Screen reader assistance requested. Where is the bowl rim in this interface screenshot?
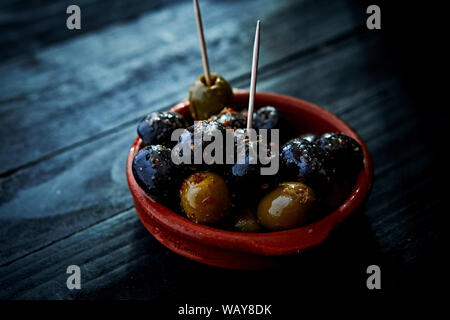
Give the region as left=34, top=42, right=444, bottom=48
left=126, top=90, right=373, bottom=256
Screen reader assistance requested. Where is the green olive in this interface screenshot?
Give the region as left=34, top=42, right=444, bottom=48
left=180, top=172, right=231, bottom=224
left=257, top=182, right=317, bottom=231
left=189, top=73, right=233, bottom=120
left=232, top=208, right=262, bottom=233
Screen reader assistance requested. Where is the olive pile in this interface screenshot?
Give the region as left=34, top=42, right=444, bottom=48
left=132, top=77, right=364, bottom=232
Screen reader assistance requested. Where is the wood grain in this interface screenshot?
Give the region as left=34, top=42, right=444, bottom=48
left=2, top=29, right=445, bottom=299
left=0, top=33, right=389, bottom=265
left=0, top=0, right=444, bottom=300
left=0, top=0, right=366, bottom=175
left=0, top=0, right=182, bottom=61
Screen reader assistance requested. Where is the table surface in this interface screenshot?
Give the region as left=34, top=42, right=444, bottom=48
left=0, top=0, right=446, bottom=301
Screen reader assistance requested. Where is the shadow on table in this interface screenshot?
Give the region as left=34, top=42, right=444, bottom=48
left=79, top=204, right=399, bottom=301
left=168, top=205, right=395, bottom=302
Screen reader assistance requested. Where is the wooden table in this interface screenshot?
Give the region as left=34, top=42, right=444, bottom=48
left=0, top=0, right=445, bottom=302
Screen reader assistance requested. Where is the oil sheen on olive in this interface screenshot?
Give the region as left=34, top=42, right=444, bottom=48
left=180, top=172, right=231, bottom=225
left=176, top=120, right=227, bottom=172
left=257, top=182, right=317, bottom=231
left=232, top=208, right=262, bottom=233
left=315, top=132, right=363, bottom=179
left=280, top=138, right=333, bottom=193
left=298, top=133, right=317, bottom=143
left=224, top=129, right=277, bottom=203
left=132, top=145, right=180, bottom=203
left=253, top=106, right=283, bottom=130
left=189, top=73, right=233, bottom=120
left=209, top=107, right=246, bottom=129
left=137, top=111, right=187, bottom=147
left=253, top=106, right=293, bottom=143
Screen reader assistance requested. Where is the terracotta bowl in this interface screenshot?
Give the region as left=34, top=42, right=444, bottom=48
left=126, top=90, right=373, bottom=269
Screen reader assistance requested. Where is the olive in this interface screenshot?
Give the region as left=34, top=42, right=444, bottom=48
left=209, top=107, right=246, bottom=129
left=298, top=133, right=317, bottom=143
left=132, top=145, right=180, bottom=203
left=257, top=182, right=317, bottom=231
left=253, top=106, right=293, bottom=143
left=189, top=73, right=233, bottom=120
left=224, top=129, right=278, bottom=203
left=280, top=138, right=333, bottom=193
left=315, top=133, right=363, bottom=179
left=253, top=106, right=283, bottom=130
left=180, top=172, right=231, bottom=224
left=175, top=120, right=227, bottom=171
left=137, top=111, right=188, bottom=147
left=232, top=208, right=262, bottom=233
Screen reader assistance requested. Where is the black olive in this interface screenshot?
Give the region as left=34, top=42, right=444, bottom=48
left=209, top=107, right=246, bottom=129
left=176, top=120, right=227, bottom=172
left=315, top=133, right=363, bottom=179
left=132, top=145, right=181, bottom=204
left=224, top=129, right=278, bottom=204
left=280, top=138, right=333, bottom=194
left=253, top=106, right=293, bottom=143
left=253, top=106, right=282, bottom=130
left=299, top=133, right=317, bottom=143
left=137, top=111, right=188, bottom=147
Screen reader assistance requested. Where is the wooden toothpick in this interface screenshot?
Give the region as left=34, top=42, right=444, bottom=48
left=193, top=0, right=212, bottom=86
left=247, top=20, right=261, bottom=130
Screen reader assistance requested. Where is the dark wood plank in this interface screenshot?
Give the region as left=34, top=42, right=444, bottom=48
left=0, top=0, right=182, bottom=61
left=0, top=0, right=446, bottom=302
left=3, top=31, right=443, bottom=299
left=0, top=144, right=442, bottom=300
left=0, top=33, right=391, bottom=266
left=0, top=0, right=366, bottom=175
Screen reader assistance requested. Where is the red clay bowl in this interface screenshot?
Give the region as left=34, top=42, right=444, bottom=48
left=126, top=90, right=373, bottom=269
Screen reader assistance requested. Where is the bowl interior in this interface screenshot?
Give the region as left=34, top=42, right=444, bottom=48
left=127, top=90, right=373, bottom=256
